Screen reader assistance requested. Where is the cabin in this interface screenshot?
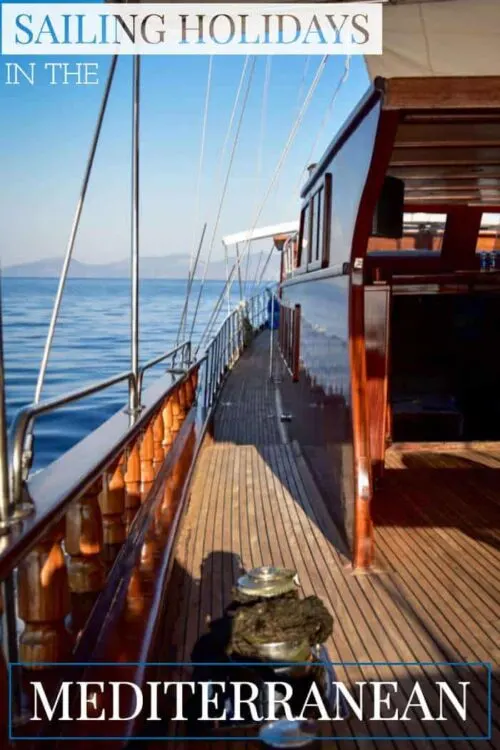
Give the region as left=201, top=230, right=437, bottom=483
left=280, top=75, right=500, bottom=569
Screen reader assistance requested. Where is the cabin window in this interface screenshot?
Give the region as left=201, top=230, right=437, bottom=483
left=309, top=193, right=318, bottom=263
left=298, top=203, right=310, bottom=267
left=298, top=173, right=331, bottom=271
left=315, top=187, right=324, bottom=263
left=476, top=213, right=500, bottom=253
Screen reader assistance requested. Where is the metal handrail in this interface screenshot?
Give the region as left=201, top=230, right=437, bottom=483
left=10, top=369, right=134, bottom=509
left=137, top=340, right=190, bottom=394
left=9, top=341, right=192, bottom=510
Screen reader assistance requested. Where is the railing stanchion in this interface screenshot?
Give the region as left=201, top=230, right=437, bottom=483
left=130, top=54, right=141, bottom=415
left=269, top=291, right=275, bottom=380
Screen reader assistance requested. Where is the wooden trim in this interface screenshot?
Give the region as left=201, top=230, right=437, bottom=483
left=348, top=109, right=401, bottom=571
left=388, top=440, right=500, bottom=454
left=292, top=304, right=301, bottom=383
left=380, top=76, right=500, bottom=110
left=322, top=172, right=332, bottom=268
left=405, top=202, right=500, bottom=213
left=349, top=277, right=373, bottom=571
left=440, top=207, right=483, bottom=270
left=307, top=196, right=314, bottom=265
left=296, top=204, right=306, bottom=268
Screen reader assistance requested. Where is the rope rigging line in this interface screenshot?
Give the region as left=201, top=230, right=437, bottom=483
left=244, top=55, right=272, bottom=299
left=183, top=56, right=249, bottom=327
left=257, top=242, right=279, bottom=288
left=293, top=55, right=351, bottom=200
left=245, top=55, right=331, bottom=304
left=195, top=55, right=329, bottom=356
left=33, top=55, right=119, bottom=408
left=294, top=55, right=311, bottom=120
left=188, top=56, right=257, bottom=345
left=177, top=55, right=213, bottom=346
left=216, top=56, right=251, bottom=183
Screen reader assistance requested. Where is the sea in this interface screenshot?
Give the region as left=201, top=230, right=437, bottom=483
left=2, top=277, right=257, bottom=470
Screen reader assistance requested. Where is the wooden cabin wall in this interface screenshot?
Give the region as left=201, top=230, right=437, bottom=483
left=280, top=275, right=355, bottom=551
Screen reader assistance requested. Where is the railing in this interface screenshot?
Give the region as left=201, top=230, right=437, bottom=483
left=0, top=291, right=270, bottom=739
left=10, top=340, right=192, bottom=509
left=203, top=289, right=268, bottom=408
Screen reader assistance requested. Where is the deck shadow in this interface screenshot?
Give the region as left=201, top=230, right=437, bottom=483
left=373, top=457, right=500, bottom=554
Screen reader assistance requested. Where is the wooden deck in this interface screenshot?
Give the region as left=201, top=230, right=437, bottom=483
left=160, top=333, right=499, bottom=748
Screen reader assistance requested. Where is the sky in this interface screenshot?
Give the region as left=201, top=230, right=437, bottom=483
left=0, top=2, right=370, bottom=268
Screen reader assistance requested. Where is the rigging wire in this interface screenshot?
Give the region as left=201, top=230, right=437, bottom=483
left=294, top=56, right=311, bottom=120
left=33, top=55, right=119, bottom=409
left=257, top=242, right=279, bottom=289
left=182, top=56, right=250, bottom=329
left=188, top=56, right=257, bottom=345
left=293, top=55, right=351, bottom=200
left=247, top=55, right=331, bottom=300
left=244, top=55, right=272, bottom=298
left=216, top=56, right=251, bottom=181
left=177, top=55, right=213, bottom=346
left=195, top=55, right=329, bottom=356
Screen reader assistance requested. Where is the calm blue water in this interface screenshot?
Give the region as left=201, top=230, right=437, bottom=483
left=2, top=278, right=247, bottom=470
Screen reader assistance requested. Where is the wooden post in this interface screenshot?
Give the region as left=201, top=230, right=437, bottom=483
left=184, top=376, right=194, bottom=412
left=162, top=396, right=174, bottom=455
left=293, top=304, right=301, bottom=382
left=178, top=380, right=187, bottom=420
left=99, top=458, right=126, bottom=566
left=152, top=409, right=164, bottom=474
left=65, top=480, right=105, bottom=632
left=124, top=439, right=141, bottom=529
left=17, top=518, right=71, bottom=665
left=139, top=423, right=155, bottom=497
left=171, top=388, right=182, bottom=435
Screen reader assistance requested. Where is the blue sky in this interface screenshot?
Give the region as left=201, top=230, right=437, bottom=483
left=0, top=2, right=370, bottom=266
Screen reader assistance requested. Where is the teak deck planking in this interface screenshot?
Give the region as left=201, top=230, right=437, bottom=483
left=158, top=333, right=499, bottom=749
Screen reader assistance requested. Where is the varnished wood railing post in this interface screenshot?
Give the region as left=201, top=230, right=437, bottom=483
left=124, top=439, right=141, bottom=529
left=17, top=518, right=71, bottom=665
left=171, top=388, right=182, bottom=436
left=162, top=396, right=174, bottom=455
left=152, top=409, right=164, bottom=474
left=184, top=375, right=194, bottom=412
left=139, top=422, right=155, bottom=497
left=65, top=480, right=105, bottom=633
left=99, top=458, right=126, bottom=566
left=178, top=379, right=187, bottom=421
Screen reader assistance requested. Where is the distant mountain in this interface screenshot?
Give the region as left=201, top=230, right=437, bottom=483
left=3, top=254, right=279, bottom=281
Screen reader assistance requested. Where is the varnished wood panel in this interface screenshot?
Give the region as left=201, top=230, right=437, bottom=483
left=365, top=286, right=391, bottom=482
